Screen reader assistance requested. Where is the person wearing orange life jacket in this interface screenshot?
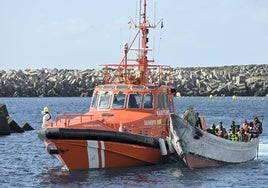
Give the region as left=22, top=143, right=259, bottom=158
left=42, top=106, right=52, bottom=128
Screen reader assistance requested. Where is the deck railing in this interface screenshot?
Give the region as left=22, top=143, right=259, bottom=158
left=51, top=113, right=169, bottom=137
left=52, top=114, right=94, bottom=127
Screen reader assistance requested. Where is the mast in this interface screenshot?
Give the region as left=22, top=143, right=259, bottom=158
left=137, top=0, right=159, bottom=85
left=139, top=0, right=149, bottom=85
left=101, top=0, right=164, bottom=85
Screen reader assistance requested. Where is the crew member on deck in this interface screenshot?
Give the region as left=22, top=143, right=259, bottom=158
left=195, top=112, right=203, bottom=130
left=42, top=106, right=52, bottom=128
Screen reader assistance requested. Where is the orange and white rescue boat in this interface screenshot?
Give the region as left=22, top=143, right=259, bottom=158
left=38, top=0, right=177, bottom=170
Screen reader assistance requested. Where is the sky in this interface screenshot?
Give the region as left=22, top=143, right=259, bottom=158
left=0, top=0, right=268, bottom=70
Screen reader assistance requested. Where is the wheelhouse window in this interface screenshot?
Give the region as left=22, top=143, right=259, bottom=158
left=157, top=94, right=162, bottom=108
left=157, top=93, right=168, bottom=109
left=143, top=93, right=154, bottom=109
left=128, top=93, right=142, bottom=109
left=91, top=91, right=99, bottom=108
left=112, top=93, right=126, bottom=109
left=99, top=92, right=112, bottom=109
left=163, top=93, right=168, bottom=108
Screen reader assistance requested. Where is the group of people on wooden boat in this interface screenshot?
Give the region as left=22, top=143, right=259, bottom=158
left=207, top=118, right=262, bottom=142
left=183, top=106, right=263, bottom=142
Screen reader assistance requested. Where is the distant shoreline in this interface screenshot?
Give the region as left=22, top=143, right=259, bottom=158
left=0, top=64, right=267, bottom=97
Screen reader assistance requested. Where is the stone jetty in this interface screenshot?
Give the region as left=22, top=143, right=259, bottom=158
left=172, top=64, right=268, bottom=97
left=0, top=64, right=267, bottom=97
left=0, top=104, right=34, bottom=135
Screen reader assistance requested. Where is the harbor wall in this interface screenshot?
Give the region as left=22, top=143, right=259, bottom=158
left=0, top=64, right=267, bottom=97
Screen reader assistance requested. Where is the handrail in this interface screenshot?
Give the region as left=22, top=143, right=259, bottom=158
left=52, top=113, right=168, bottom=137
left=54, top=114, right=94, bottom=127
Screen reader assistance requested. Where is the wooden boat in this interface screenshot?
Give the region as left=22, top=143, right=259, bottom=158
left=38, top=0, right=176, bottom=170
left=169, top=111, right=262, bottom=168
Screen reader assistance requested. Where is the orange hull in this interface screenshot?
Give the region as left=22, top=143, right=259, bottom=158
left=46, top=139, right=164, bottom=170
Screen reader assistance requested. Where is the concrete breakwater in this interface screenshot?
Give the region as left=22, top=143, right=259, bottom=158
left=0, top=64, right=267, bottom=97
left=0, top=103, right=34, bottom=135
left=172, top=64, right=268, bottom=97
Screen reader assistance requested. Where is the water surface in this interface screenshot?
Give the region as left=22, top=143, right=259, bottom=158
left=0, top=97, right=267, bottom=187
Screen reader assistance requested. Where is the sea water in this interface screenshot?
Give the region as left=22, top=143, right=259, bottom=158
left=0, top=97, right=268, bottom=187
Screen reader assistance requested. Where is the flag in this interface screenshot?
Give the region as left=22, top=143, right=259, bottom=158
left=128, top=20, right=132, bottom=29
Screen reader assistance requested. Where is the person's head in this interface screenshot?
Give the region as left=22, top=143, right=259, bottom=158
left=43, top=107, right=49, bottom=113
